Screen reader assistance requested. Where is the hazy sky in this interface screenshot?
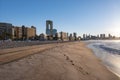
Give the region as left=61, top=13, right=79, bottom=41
left=0, top=0, right=120, bottom=36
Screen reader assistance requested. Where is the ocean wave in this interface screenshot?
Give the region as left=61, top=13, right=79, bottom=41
left=93, top=45, right=120, bottom=55
left=87, top=40, right=120, bottom=77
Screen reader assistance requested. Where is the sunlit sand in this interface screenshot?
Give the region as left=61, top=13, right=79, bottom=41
left=0, top=42, right=119, bottom=80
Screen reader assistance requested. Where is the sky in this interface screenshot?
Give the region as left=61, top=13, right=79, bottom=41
left=0, top=0, right=120, bottom=37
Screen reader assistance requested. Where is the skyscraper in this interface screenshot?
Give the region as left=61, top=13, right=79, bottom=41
left=46, top=20, right=57, bottom=40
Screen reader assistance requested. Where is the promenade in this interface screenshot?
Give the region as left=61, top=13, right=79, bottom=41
left=0, top=40, right=60, bottom=49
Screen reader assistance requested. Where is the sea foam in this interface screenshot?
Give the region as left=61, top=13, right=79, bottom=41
left=86, top=40, right=120, bottom=77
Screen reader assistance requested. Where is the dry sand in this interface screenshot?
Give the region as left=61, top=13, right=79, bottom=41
left=0, top=42, right=119, bottom=80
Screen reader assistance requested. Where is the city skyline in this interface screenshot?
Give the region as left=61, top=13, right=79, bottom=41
left=0, top=0, right=120, bottom=37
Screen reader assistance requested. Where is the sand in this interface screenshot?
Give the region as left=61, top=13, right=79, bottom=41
left=0, top=42, right=119, bottom=80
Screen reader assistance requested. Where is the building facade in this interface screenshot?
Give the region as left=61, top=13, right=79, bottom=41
left=100, top=34, right=106, bottom=39
left=0, top=23, right=36, bottom=40
left=60, top=32, right=68, bottom=41
left=0, top=23, right=14, bottom=40
left=21, top=25, right=36, bottom=40
left=14, top=26, right=22, bottom=39
left=26, top=27, right=36, bottom=39
left=73, top=32, right=77, bottom=40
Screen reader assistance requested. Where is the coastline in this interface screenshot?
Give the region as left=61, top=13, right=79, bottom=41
left=85, top=40, right=120, bottom=78
left=0, top=42, right=119, bottom=80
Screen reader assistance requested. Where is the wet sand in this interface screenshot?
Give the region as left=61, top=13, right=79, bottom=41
left=0, top=42, right=119, bottom=80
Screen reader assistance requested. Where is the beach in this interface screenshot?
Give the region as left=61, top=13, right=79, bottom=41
left=0, top=42, right=119, bottom=80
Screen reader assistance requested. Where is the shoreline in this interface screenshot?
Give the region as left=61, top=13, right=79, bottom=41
left=0, top=42, right=119, bottom=80
left=85, top=41, right=120, bottom=78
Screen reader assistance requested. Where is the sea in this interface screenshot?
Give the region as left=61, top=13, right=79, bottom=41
left=86, top=40, right=120, bottom=77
